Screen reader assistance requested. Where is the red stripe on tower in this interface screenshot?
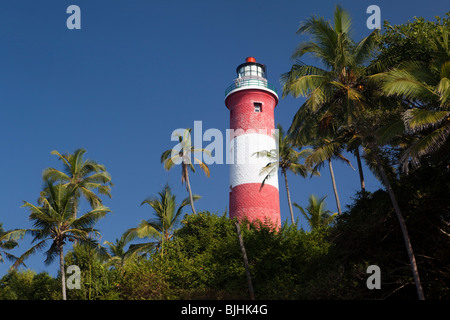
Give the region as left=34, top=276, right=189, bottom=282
left=225, top=57, right=281, bottom=228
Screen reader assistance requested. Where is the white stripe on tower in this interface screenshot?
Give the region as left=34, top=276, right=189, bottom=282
left=230, top=133, right=279, bottom=189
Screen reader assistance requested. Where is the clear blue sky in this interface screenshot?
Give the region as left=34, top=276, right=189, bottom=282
left=0, top=0, right=447, bottom=276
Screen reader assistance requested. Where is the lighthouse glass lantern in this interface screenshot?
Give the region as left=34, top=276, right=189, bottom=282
left=237, top=58, right=265, bottom=79
left=225, top=57, right=281, bottom=228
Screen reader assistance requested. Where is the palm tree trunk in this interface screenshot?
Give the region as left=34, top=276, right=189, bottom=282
left=59, top=243, right=66, bottom=300
left=283, top=169, right=295, bottom=225
left=88, top=247, right=92, bottom=300
left=72, top=192, right=79, bottom=219
left=235, top=221, right=255, bottom=300
left=355, top=147, right=366, bottom=193
left=328, top=158, right=342, bottom=215
left=185, top=172, right=197, bottom=215
left=374, top=152, right=425, bottom=300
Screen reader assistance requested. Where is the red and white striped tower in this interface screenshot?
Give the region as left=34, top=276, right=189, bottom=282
left=225, top=57, right=281, bottom=228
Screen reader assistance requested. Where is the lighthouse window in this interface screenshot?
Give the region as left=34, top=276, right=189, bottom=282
left=254, top=103, right=262, bottom=112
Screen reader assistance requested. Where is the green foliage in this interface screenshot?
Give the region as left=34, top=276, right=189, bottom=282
left=376, top=30, right=450, bottom=171
left=64, top=244, right=121, bottom=300
left=141, top=212, right=332, bottom=300
left=0, top=223, right=18, bottom=264
left=41, top=148, right=113, bottom=213
left=315, top=153, right=450, bottom=299
left=123, top=184, right=197, bottom=258
left=243, top=222, right=331, bottom=299
left=161, top=128, right=210, bottom=215
left=373, top=13, right=450, bottom=71
left=294, top=194, right=337, bottom=230
left=0, top=270, right=60, bottom=300
left=117, top=260, right=173, bottom=300
left=5, top=182, right=111, bottom=270
left=154, top=211, right=245, bottom=298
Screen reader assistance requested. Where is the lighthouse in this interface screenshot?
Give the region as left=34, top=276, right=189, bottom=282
left=225, top=57, right=281, bottom=228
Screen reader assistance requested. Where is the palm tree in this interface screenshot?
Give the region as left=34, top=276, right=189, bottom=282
left=254, top=124, right=317, bottom=224
left=282, top=4, right=427, bottom=300
left=359, top=30, right=450, bottom=302
left=123, top=185, right=198, bottom=257
left=282, top=5, right=378, bottom=193
left=0, top=223, right=19, bottom=264
left=366, top=142, right=425, bottom=300
left=103, top=235, right=132, bottom=269
left=161, top=128, right=210, bottom=215
left=375, top=28, right=450, bottom=172
left=302, top=126, right=355, bottom=216
left=234, top=220, right=255, bottom=300
left=3, top=181, right=110, bottom=300
left=41, top=148, right=113, bottom=218
left=293, top=194, right=337, bottom=230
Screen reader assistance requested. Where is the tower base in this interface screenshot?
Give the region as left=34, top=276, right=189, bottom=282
left=229, top=183, right=281, bottom=228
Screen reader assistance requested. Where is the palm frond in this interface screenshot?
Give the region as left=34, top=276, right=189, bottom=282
left=0, top=251, right=19, bottom=263
left=192, top=148, right=212, bottom=158
left=436, top=64, right=450, bottom=104
left=72, top=205, right=111, bottom=229
left=193, top=157, right=210, bottom=177
left=71, top=148, right=87, bottom=173
left=293, top=203, right=310, bottom=223
left=354, top=29, right=379, bottom=65
left=43, top=241, right=60, bottom=265
left=335, top=153, right=355, bottom=170
left=400, top=124, right=450, bottom=171
left=376, top=119, right=406, bottom=145
left=290, top=42, right=326, bottom=62
left=83, top=172, right=112, bottom=184
left=294, top=194, right=335, bottom=230
left=289, top=163, right=311, bottom=178
left=382, top=68, right=437, bottom=101
left=42, top=168, right=70, bottom=183
left=0, top=229, right=29, bottom=242
left=50, top=150, right=72, bottom=169
left=79, top=187, right=102, bottom=208
left=124, top=242, right=155, bottom=259
left=96, top=184, right=112, bottom=197
left=253, top=150, right=277, bottom=160
left=160, top=149, right=173, bottom=163
left=305, top=139, right=342, bottom=167
left=123, top=222, right=161, bottom=243
left=11, top=238, right=50, bottom=270
left=163, top=154, right=182, bottom=171
left=295, top=15, right=339, bottom=68
left=333, top=4, right=352, bottom=35
left=403, top=109, right=450, bottom=132
left=76, top=238, right=111, bottom=261
left=284, top=73, right=329, bottom=99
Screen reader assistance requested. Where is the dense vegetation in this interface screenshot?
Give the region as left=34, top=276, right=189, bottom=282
left=0, top=8, right=449, bottom=300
